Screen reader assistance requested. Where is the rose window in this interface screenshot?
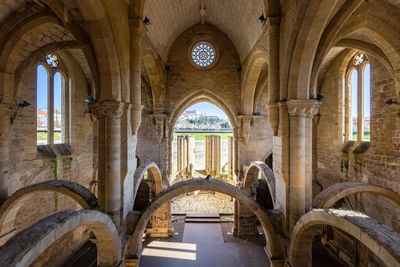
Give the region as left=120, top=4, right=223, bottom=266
left=191, top=42, right=216, bottom=67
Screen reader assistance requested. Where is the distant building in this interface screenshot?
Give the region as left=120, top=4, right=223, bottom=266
left=37, top=108, right=62, bottom=131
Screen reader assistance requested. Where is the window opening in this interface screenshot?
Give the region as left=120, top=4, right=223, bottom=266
left=191, top=42, right=216, bottom=67
left=37, top=65, right=49, bottom=145
left=363, top=64, right=371, bottom=141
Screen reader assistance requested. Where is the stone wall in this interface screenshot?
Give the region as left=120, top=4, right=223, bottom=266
left=4, top=53, right=96, bottom=261
left=172, top=192, right=234, bottom=214
left=316, top=54, right=400, bottom=232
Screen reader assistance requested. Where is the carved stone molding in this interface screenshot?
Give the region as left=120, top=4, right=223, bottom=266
left=287, top=100, right=320, bottom=118
left=90, top=101, right=126, bottom=120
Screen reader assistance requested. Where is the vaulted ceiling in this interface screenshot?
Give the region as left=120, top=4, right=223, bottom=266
left=143, top=0, right=265, bottom=63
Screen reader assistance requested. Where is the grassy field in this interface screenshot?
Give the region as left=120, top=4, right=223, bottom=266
left=352, top=132, right=370, bottom=141
left=37, top=132, right=61, bottom=142
left=174, top=131, right=233, bottom=141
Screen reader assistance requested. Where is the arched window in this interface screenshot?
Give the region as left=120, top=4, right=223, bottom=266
left=36, top=54, right=69, bottom=145
left=344, top=53, right=370, bottom=142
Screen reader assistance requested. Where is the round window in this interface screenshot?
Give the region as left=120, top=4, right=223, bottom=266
left=191, top=41, right=216, bottom=68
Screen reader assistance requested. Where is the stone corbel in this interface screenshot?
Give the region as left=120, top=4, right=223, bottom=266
left=153, top=113, right=166, bottom=144
left=266, top=103, right=279, bottom=136
left=0, top=102, right=18, bottom=123
left=286, top=99, right=320, bottom=118
left=238, top=115, right=253, bottom=144
left=131, top=104, right=143, bottom=136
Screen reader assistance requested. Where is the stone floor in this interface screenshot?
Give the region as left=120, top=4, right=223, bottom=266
left=140, top=222, right=269, bottom=267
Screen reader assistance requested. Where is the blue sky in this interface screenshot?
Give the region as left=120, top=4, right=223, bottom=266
left=37, top=65, right=62, bottom=112
left=185, top=102, right=228, bottom=120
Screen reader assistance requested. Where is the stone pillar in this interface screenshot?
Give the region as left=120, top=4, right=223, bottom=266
left=287, top=100, right=319, bottom=229
left=177, top=135, right=194, bottom=177
left=266, top=16, right=280, bottom=136
left=0, top=103, right=17, bottom=201
left=92, top=101, right=126, bottom=226
left=205, top=135, right=221, bottom=177
left=227, top=136, right=234, bottom=177
left=129, top=16, right=145, bottom=137
left=234, top=200, right=258, bottom=238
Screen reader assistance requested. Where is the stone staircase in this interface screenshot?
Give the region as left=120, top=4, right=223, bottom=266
left=185, top=213, right=220, bottom=223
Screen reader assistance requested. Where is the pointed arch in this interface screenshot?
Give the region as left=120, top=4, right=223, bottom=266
left=169, top=89, right=239, bottom=129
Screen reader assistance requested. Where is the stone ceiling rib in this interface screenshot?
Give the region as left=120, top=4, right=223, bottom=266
left=144, top=0, right=265, bottom=63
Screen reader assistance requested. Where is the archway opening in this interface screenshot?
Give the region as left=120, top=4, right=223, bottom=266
left=172, top=101, right=233, bottom=184
left=171, top=101, right=235, bottom=221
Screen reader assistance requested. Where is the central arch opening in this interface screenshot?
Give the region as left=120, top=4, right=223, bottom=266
left=172, top=102, right=233, bottom=183
left=171, top=101, right=234, bottom=215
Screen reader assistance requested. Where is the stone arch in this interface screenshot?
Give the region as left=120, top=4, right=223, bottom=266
left=285, top=0, right=341, bottom=99
left=127, top=179, right=283, bottom=262
left=134, top=161, right=166, bottom=197
left=309, top=0, right=365, bottom=96
left=241, top=49, right=268, bottom=115
left=242, top=161, right=276, bottom=209
left=288, top=209, right=400, bottom=266
left=0, top=209, right=120, bottom=267
left=169, top=89, right=239, bottom=129
left=142, top=48, right=166, bottom=113
left=0, top=180, right=98, bottom=238
left=74, top=0, right=123, bottom=100
left=332, top=17, right=400, bottom=96
left=313, top=182, right=400, bottom=209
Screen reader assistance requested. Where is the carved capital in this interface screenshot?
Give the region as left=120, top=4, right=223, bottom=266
left=90, top=101, right=126, bottom=120
left=287, top=100, right=320, bottom=118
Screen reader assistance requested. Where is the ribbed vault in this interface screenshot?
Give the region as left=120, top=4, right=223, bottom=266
left=143, top=0, right=265, bottom=62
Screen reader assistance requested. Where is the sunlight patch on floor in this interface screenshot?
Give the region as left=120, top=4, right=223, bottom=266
left=142, top=241, right=197, bottom=260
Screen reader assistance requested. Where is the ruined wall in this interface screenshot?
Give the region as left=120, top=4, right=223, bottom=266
left=316, top=53, right=400, bottom=231
left=315, top=53, right=400, bottom=265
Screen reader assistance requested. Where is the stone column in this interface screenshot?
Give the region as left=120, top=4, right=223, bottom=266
left=228, top=136, right=234, bottom=177
left=266, top=16, right=280, bottom=136
left=176, top=135, right=194, bottom=177
left=92, top=101, right=126, bottom=226
left=129, top=16, right=145, bottom=137
left=287, top=100, right=319, bottom=229
left=205, top=135, right=221, bottom=177
left=0, top=103, right=17, bottom=201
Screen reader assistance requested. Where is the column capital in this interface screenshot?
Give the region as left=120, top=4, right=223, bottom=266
left=287, top=99, right=320, bottom=118
left=0, top=102, right=18, bottom=118
left=90, top=100, right=127, bottom=120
